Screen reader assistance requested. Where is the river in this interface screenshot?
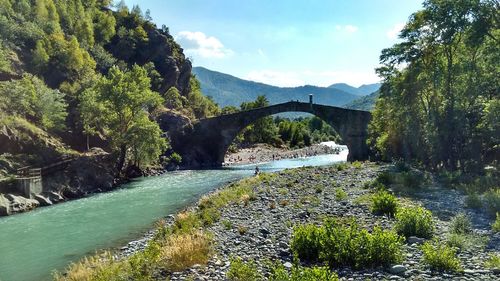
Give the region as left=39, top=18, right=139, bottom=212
left=0, top=149, right=347, bottom=281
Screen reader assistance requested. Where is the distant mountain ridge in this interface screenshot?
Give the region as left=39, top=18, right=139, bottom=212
left=328, top=82, right=381, bottom=96
left=193, top=67, right=376, bottom=109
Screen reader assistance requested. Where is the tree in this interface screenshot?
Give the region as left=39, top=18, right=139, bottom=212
left=80, top=65, right=165, bottom=171
left=164, top=86, right=184, bottom=109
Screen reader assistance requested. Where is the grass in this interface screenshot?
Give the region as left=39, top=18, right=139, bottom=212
left=465, top=192, right=482, bottom=209
left=238, top=225, right=248, bottom=235
left=394, top=206, right=434, bottom=239
left=160, top=230, right=212, bottom=272
left=227, top=257, right=262, bottom=281
left=222, top=219, right=232, bottom=230
left=421, top=240, right=462, bottom=272
left=484, top=188, right=500, bottom=215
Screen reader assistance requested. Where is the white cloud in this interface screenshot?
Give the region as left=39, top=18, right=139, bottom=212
left=386, top=23, right=405, bottom=40
left=244, top=70, right=380, bottom=88
left=175, top=31, right=233, bottom=58
left=335, top=25, right=359, bottom=33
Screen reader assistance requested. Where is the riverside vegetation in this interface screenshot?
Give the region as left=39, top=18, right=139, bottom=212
left=54, top=161, right=499, bottom=280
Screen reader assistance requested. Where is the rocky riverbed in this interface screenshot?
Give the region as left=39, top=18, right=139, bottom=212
left=118, top=162, right=499, bottom=280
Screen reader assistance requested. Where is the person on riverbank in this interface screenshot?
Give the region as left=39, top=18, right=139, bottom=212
left=254, top=166, right=260, bottom=175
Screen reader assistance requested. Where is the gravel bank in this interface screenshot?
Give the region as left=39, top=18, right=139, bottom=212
left=121, top=162, right=499, bottom=280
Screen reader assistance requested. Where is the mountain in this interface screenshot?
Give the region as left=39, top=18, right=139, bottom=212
left=344, top=90, right=381, bottom=111
left=192, top=67, right=360, bottom=108
left=328, top=82, right=381, bottom=96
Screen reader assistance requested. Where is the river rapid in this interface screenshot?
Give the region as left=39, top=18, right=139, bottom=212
left=0, top=148, right=347, bottom=281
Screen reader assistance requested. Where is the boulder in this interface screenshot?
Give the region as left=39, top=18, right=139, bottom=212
left=5, top=194, right=39, bottom=214
left=45, top=191, right=65, bottom=203
left=389, top=265, right=407, bottom=275
left=34, top=194, right=53, bottom=206
left=0, top=194, right=11, bottom=216
left=125, top=165, right=143, bottom=179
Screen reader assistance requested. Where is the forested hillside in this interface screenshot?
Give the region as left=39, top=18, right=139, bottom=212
left=0, top=0, right=218, bottom=175
left=369, top=0, right=499, bottom=174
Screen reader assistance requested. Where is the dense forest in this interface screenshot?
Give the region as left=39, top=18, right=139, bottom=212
left=369, top=0, right=499, bottom=176
left=0, top=0, right=219, bottom=173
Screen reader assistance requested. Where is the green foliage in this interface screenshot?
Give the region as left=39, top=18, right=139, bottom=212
left=485, top=253, right=500, bottom=270
left=291, top=219, right=404, bottom=269
left=449, top=213, right=472, bottom=235
left=334, top=187, right=347, bottom=201
left=465, top=192, right=482, bottom=209
left=395, top=206, right=434, bottom=238
left=492, top=213, right=500, bottom=233
left=421, top=240, right=462, bottom=272
left=164, top=86, right=184, bottom=110
left=290, top=223, right=323, bottom=261
left=80, top=65, right=166, bottom=169
left=227, top=257, right=262, bottom=281
left=368, top=0, right=499, bottom=172
left=0, top=74, right=67, bottom=131
left=269, top=263, right=338, bottom=281
left=483, top=188, right=500, bottom=215
left=445, top=233, right=468, bottom=250
left=186, top=76, right=220, bottom=119
left=371, top=189, right=398, bottom=217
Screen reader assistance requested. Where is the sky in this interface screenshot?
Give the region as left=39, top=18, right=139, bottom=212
left=125, top=0, right=423, bottom=87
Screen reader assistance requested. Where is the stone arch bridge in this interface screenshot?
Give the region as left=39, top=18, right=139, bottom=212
left=170, top=101, right=373, bottom=168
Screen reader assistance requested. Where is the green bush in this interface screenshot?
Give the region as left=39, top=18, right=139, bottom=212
left=290, top=223, right=323, bottom=261
left=492, top=213, right=500, bottom=233
left=446, top=233, right=468, bottom=250
left=485, top=253, right=500, bottom=270
left=227, top=257, right=262, bottom=281
left=334, top=188, right=347, bottom=201
left=371, top=190, right=398, bottom=217
left=351, top=161, right=363, bottom=169
left=465, top=192, right=482, bottom=209
left=291, top=219, right=404, bottom=269
left=449, top=213, right=472, bottom=235
left=484, top=188, right=500, bottom=215
left=375, top=172, right=392, bottom=186
left=394, top=206, right=434, bottom=238
left=269, top=263, right=338, bottom=281
left=421, top=240, right=462, bottom=272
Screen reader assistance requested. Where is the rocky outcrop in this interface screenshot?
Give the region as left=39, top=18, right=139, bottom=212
left=4, top=194, right=39, bottom=214
left=44, top=153, right=116, bottom=197
left=0, top=194, right=10, bottom=216
left=34, top=194, right=53, bottom=206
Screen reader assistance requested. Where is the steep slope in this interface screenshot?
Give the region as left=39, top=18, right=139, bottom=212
left=192, top=67, right=360, bottom=108
left=344, top=90, right=380, bottom=111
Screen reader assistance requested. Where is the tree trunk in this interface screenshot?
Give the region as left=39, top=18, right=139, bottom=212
left=117, top=145, right=127, bottom=173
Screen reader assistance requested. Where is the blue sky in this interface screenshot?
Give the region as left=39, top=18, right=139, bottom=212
left=125, top=0, right=423, bottom=87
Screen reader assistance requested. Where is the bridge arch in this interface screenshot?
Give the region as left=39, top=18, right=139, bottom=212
left=170, top=101, right=372, bottom=168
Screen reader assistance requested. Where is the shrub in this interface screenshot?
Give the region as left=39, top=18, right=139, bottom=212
left=449, top=213, right=472, bottom=235
left=160, top=230, right=212, bottom=272
left=465, top=192, right=482, bottom=209
left=269, top=263, right=338, bottom=281
left=394, top=206, right=434, bottom=238
left=421, top=240, right=462, bottom=272
left=172, top=211, right=201, bottom=234
left=227, top=257, right=262, bottom=281
left=371, top=190, right=398, bottom=217
left=351, top=161, right=362, bottom=169
left=334, top=188, right=347, bottom=201
left=446, top=233, right=468, bottom=250
left=484, top=188, right=500, bottom=215
left=222, top=220, right=232, bottom=230
left=315, top=185, right=324, bottom=193
left=238, top=225, right=248, bottom=235
left=335, top=163, right=348, bottom=171
left=291, top=219, right=404, bottom=269
left=320, top=219, right=404, bottom=268
left=290, top=223, right=324, bottom=261
left=375, top=172, right=392, bottom=186
left=485, top=253, right=500, bottom=270
left=492, top=213, right=500, bottom=233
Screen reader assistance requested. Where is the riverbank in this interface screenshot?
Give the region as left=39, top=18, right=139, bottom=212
left=61, top=162, right=499, bottom=280
left=224, top=143, right=343, bottom=165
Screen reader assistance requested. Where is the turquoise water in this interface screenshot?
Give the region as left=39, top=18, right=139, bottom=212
left=0, top=152, right=347, bottom=281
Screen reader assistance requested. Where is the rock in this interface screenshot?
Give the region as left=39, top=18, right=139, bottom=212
left=5, top=194, right=39, bottom=214
left=34, top=194, right=52, bottom=206
left=407, top=236, right=425, bottom=244
left=389, top=265, right=407, bottom=275
left=124, top=165, right=143, bottom=179
left=45, top=191, right=64, bottom=203
left=0, top=194, right=11, bottom=216
left=259, top=227, right=271, bottom=236
left=283, top=262, right=293, bottom=269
